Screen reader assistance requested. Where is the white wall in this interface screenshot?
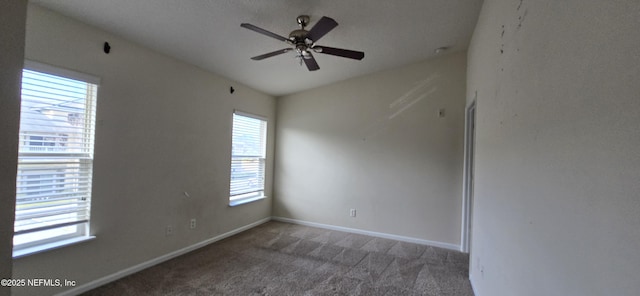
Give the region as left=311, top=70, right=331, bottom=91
left=274, top=52, right=467, bottom=246
left=11, top=5, right=275, bottom=295
left=467, top=0, right=640, bottom=295
left=0, top=1, right=27, bottom=296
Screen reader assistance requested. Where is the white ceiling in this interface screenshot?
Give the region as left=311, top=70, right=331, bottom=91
left=30, top=0, right=483, bottom=96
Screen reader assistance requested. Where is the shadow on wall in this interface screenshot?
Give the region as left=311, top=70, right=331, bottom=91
left=273, top=198, right=294, bottom=219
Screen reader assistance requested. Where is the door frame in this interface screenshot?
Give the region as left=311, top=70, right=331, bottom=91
left=461, top=98, right=476, bottom=253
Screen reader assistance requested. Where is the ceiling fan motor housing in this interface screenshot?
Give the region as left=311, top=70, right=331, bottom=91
left=290, top=25, right=314, bottom=58
left=289, top=29, right=309, bottom=43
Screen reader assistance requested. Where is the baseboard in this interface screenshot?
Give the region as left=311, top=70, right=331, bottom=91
left=55, top=217, right=271, bottom=296
left=271, top=216, right=460, bottom=251
left=470, top=274, right=480, bottom=296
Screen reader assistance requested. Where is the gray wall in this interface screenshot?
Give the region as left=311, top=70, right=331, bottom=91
left=11, top=5, right=275, bottom=295
left=0, top=1, right=27, bottom=296
left=467, top=0, right=640, bottom=295
left=274, top=52, right=467, bottom=246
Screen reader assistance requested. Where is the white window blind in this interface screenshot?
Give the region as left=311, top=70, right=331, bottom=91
left=230, top=112, right=267, bottom=203
left=14, top=64, right=98, bottom=250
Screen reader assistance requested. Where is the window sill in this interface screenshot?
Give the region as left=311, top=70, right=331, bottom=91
left=229, top=195, right=267, bottom=207
left=13, top=236, right=96, bottom=259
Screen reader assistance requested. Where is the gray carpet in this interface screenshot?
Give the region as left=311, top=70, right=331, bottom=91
left=83, top=221, right=474, bottom=295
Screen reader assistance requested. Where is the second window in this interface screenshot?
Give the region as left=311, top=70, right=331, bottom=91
left=229, top=111, right=267, bottom=205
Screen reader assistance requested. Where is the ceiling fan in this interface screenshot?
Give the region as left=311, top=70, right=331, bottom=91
left=241, top=15, right=365, bottom=71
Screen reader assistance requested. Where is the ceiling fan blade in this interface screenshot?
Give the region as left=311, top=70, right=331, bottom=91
left=315, top=46, right=365, bottom=60
left=251, top=48, right=293, bottom=60
left=307, top=16, right=338, bottom=42
left=303, top=53, right=320, bottom=71
left=241, top=23, right=289, bottom=42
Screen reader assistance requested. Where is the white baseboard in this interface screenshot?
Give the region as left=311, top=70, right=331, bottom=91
left=271, top=216, right=460, bottom=251
left=55, top=217, right=271, bottom=296
left=470, top=274, right=480, bottom=296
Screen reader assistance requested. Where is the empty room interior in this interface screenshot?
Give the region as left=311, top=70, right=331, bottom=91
left=1, top=1, right=639, bottom=295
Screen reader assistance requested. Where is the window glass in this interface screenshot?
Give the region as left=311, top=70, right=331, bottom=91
left=230, top=112, right=267, bottom=204
left=14, top=64, right=98, bottom=251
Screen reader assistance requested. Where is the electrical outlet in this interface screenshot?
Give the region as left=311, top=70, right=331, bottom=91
left=166, top=225, right=173, bottom=236
left=350, top=209, right=356, bottom=217
left=190, top=218, right=197, bottom=229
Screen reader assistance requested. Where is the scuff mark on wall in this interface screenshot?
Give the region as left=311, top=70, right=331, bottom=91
left=516, top=0, right=528, bottom=30
left=517, top=9, right=528, bottom=29
left=500, top=25, right=505, bottom=54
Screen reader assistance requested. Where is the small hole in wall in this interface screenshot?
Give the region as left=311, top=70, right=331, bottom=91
left=103, top=42, right=111, bottom=54
left=230, top=86, right=235, bottom=94
left=438, top=108, right=446, bottom=118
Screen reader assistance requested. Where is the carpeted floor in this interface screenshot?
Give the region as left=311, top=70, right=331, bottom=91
left=83, top=221, right=474, bottom=295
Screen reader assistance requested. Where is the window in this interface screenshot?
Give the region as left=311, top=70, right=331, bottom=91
left=229, top=111, right=267, bottom=205
left=13, top=61, right=99, bottom=256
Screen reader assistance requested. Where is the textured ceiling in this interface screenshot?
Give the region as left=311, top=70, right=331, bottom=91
left=30, top=0, right=483, bottom=96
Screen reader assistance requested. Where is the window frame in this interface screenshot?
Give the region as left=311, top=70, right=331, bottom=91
left=13, top=61, right=99, bottom=258
left=229, top=110, right=268, bottom=207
